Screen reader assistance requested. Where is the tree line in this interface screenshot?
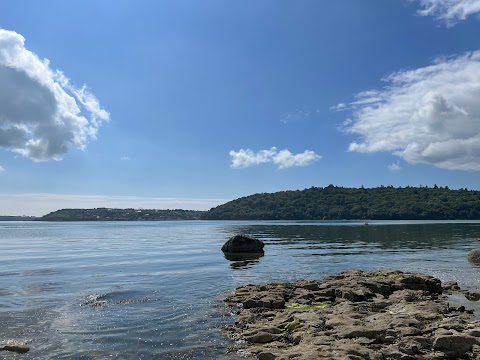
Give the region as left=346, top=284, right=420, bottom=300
left=40, top=208, right=204, bottom=221
left=201, top=185, right=480, bottom=220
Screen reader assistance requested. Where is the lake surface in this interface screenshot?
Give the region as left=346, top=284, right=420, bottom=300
left=1, top=220, right=480, bottom=359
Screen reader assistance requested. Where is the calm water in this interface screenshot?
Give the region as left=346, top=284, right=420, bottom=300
left=1, top=220, right=480, bottom=359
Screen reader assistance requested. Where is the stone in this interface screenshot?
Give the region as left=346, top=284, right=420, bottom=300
left=464, top=290, right=480, bottom=301
left=433, top=334, right=478, bottom=357
left=223, top=269, right=480, bottom=360
left=258, top=352, right=276, bottom=360
left=442, top=281, right=460, bottom=292
left=244, top=331, right=278, bottom=343
left=221, top=234, right=264, bottom=253
left=467, top=249, right=480, bottom=265
left=1, top=340, right=30, bottom=353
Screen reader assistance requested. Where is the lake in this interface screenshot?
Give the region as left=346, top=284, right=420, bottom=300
left=1, top=220, right=480, bottom=359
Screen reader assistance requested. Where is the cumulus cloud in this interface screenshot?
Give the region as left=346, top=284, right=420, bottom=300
left=342, top=51, right=480, bottom=171
left=415, top=0, right=480, bottom=26
left=387, top=162, right=402, bottom=171
left=0, top=29, right=109, bottom=161
left=0, top=165, right=4, bottom=173
left=230, top=147, right=321, bottom=169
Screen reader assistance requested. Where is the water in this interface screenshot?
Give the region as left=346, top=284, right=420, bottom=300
left=1, top=220, right=480, bottom=359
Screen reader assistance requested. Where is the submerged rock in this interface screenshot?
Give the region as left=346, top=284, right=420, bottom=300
left=223, top=269, right=480, bottom=360
left=222, top=234, right=264, bottom=253
left=81, top=293, right=151, bottom=308
left=1, top=340, right=30, bottom=353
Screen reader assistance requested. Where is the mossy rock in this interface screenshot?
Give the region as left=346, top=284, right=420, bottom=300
left=284, top=318, right=303, bottom=331
left=286, top=302, right=330, bottom=311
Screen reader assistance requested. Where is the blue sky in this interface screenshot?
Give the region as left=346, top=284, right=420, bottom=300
left=1, top=0, right=480, bottom=215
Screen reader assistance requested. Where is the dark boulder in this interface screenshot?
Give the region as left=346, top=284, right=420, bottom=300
left=221, top=234, right=264, bottom=253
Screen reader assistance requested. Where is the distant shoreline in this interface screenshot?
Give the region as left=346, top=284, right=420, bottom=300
left=3, top=185, right=480, bottom=221
left=0, top=216, right=39, bottom=221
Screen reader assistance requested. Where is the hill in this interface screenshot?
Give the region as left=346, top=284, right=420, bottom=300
left=201, top=185, right=480, bottom=220
left=40, top=208, right=204, bottom=221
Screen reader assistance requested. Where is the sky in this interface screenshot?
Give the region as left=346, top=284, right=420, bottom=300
left=1, top=0, right=480, bottom=216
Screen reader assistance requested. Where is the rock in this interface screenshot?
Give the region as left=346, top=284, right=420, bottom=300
left=464, top=290, right=480, bottom=301
left=222, top=234, right=264, bottom=253
left=442, top=281, right=460, bottom=292
left=243, top=295, right=285, bottom=309
left=223, top=269, right=480, bottom=360
left=244, top=331, right=278, bottom=343
left=467, top=249, right=480, bottom=265
left=1, top=340, right=30, bottom=353
left=258, top=352, right=276, bottom=360
left=339, top=325, right=386, bottom=339
left=433, top=334, right=478, bottom=357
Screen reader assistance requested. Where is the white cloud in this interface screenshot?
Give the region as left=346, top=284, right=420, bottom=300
left=280, top=108, right=312, bottom=124
left=0, top=29, right=109, bottom=161
left=387, top=162, right=402, bottom=171
left=121, top=156, right=130, bottom=160
left=330, top=103, right=347, bottom=111
left=230, top=147, right=321, bottom=169
left=415, top=0, right=480, bottom=26
left=0, top=165, right=4, bottom=172
left=342, top=50, right=480, bottom=171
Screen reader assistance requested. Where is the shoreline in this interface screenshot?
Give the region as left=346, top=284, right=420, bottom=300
left=223, top=269, right=480, bottom=359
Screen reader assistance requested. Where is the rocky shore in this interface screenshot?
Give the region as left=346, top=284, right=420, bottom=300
left=224, top=270, right=480, bottom=359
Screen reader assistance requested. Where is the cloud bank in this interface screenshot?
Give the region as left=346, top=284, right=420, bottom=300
left=0, top=29, right=109, bottom=161
left=230, top=147, right=321, bottom=169
left=341, top=51, right=480, bottom=171
left=415, top=0, right=480, bottom=26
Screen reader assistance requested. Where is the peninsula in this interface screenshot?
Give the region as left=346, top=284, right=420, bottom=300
left=202, top=185, right=480, bottom=220
left=38, top=208, right=204, bottom=221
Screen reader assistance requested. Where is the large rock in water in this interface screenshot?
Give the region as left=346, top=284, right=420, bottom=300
left=221, top=234, right=264, bottom=253
left=468, top=249, right=480, bottom=265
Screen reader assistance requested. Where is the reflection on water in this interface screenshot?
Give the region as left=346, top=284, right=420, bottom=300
left=1, top=220, right=480, bottom=359
left=223, top=252, right=264, bottom=269
left=234, top=222, right=479, bottom=249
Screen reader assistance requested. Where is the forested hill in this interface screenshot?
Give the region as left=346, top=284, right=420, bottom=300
left=201, top=186, right=480, bottom=220
left=40, top=208, right=204, bottom=221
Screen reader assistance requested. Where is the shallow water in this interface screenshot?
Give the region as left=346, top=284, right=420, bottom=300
left=1, top=220, right=480, bottom=359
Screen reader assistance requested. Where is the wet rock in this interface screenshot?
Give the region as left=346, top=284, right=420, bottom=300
left=442, top=280, right=461, bottom=292
left=467, top=248, right=480, bottom=265
left=81, top=293, right=150, bottom=308
left=223, top=269, right=480, bottom=360
left=222, top=234, right=264, bottom=253
left=464, top=290, right=480, bottom=301
left=1, top=340, right=30, bottom=353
